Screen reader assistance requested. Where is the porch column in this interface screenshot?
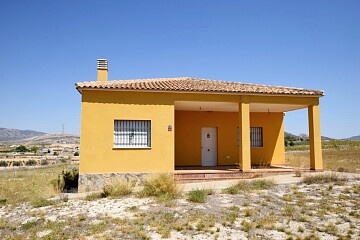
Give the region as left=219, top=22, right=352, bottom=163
left=308, top=105, right=323, bottom=170
left=238, top=97, right=251, bottom=171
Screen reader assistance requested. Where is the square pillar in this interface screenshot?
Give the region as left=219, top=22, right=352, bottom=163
left=308, top=105, right=323, bottom=170
left=238, top=97, right=251, bottom=171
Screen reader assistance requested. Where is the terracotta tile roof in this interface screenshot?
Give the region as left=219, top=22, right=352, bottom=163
left=75, top=77, right=324, bottom=96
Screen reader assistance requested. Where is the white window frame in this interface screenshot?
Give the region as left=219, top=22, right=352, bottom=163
left=114, top=120, right=151, bottom=148
left=250, top=127, right=263, bottom=148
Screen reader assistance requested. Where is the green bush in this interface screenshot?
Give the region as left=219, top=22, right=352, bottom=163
left=25, top=160, right=37, bottom=166
left=139, top=173, right=180, bottom=199
left=40, top=160, right=49, bottom=165
left=15, top=145, right=29, bottom=152
left=12, top=161, right=22, bottom=167
left=188, top=189, right=211, bottom=203
left=0, top=161, right=8, bottom=167
left=74, top=152, right=79, bottom=156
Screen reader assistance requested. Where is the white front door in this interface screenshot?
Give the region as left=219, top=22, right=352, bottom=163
left=201, top=127, right=217, bottom=166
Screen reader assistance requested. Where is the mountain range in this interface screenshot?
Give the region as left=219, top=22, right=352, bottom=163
left=0, top=128, right=46, bottom=141
left=0, top=127, right=358, bottom=142
left=0, top=128, right=79, bottom=144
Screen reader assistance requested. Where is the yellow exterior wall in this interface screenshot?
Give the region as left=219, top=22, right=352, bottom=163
left=79, top=90, right=174, bottom=174
left=79, top=90, right=317, bottom=173
left=175, top=111, right=285, bottom=166
left=250, top=112, right=285, bottom=165
left=175, top=111, right=239, bottom=166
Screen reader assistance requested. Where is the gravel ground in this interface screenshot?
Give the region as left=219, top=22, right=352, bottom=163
left=0, top=175, right=359, bottom=239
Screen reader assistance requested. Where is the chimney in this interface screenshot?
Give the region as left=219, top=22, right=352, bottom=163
left=97, top=59, right=108, bottom=81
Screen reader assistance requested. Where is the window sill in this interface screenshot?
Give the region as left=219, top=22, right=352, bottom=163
left=113, top=146, right=152, bottom=149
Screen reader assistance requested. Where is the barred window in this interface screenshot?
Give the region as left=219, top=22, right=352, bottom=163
left=114, top=120, right=151, bottom=148
left=250, top=127, right=263, bottom=147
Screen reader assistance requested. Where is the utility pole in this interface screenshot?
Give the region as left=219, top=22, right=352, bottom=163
left=62, top=124, right=65, bottom=135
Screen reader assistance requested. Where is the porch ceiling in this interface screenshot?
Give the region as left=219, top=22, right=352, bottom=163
left=174, top=101, right=307, bottom=113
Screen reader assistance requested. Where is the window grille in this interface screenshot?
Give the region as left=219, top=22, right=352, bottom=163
left=250, top=127, right=263, bottom=147
left=114, top=120, right=151, bottom=148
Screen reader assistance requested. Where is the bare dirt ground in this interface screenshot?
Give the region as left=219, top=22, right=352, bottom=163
left=1, top=173, right=359, bottom=239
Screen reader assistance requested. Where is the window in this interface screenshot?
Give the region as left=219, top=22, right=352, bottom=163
left=114, top=120, right=151, bottom=148
left=250, top=127, right=263, bottom=147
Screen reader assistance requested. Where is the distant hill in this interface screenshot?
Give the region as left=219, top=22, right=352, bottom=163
left=345, top=135, right=360, bottom=141
left=285, top=132, right=333, bottom=141
left=0, top=128, right=46, bottom=142
left=21, top=133, right=80, bottom=145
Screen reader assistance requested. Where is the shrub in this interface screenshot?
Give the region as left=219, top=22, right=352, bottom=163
left=31, top=197, right=55, bottom=208
left=52, top=168, right=79, bottom=192
left=74, top=152, right=79, bottom=156
left=0, top=198, right=6, bottom=205
left=102, top=180, right=134, bottom=198
left=25, top=159, right=37, bottom=166
left=223, top=179, right=275, bottom=194
left=62, top=168, right=78, bottom=191
left=139, top=173, right=180, bottom=199
left=188, top=189, right=210, bottom=203
left=294, top=170, right=302, bottom=177
left=85, top=192, right=103, bottom=201
left=41, top=160, right=49, bottom=165
left=250, top=179, right=275, bottom=190
left=302, top=173, right=347, bottom=185
left=223, top=186, right=239, bottom=195
left=12, top=161, right=22, bottom=167
left=0, top=161, right=8, bottom=167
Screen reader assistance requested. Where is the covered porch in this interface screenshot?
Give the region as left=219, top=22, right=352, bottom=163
left=174, top=96, right=323, bottom=172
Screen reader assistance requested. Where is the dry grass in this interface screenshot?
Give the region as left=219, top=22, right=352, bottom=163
left=223, top=179, right=275, bottom=194
left=302, top=173, right=347, bottom=185
left=0, top=165, right=73, bottom=206
left=138, top=173, right=180, bottom=200
left=102, top=180, right=134, bottom=198
left=286, top=141, right=360, bottom=172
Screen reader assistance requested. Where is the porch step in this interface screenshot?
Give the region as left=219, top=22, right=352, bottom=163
left=174, top=172, right=257, bottom=183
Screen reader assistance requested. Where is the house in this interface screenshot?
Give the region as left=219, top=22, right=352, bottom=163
left=75, top=59, right=324, bottom=192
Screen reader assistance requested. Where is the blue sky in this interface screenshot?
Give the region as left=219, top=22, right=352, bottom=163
left=0, top=1, right=359, bottom=139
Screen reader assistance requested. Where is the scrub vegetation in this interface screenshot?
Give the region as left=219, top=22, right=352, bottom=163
left=1, top=172, right=359, bottom=239
left=286, top=140, right=360, bottom=173
left=1, top=143, right=360, bottom=239
left=0, top=165, right=71, bottom=206
left=138, top=173, right=180, bottom=200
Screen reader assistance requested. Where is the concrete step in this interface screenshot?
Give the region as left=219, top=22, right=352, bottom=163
left=174, top=172, right=257, bottom=182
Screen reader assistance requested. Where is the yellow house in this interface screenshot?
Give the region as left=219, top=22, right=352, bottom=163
left=75, top=59, right=324, bottom=192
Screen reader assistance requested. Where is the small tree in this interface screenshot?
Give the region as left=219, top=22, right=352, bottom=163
left=289, top=140, right=294, bottom=147
left=16, top=145, right=29, bottom=152
left=30, top=146, right=39, bottom=153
